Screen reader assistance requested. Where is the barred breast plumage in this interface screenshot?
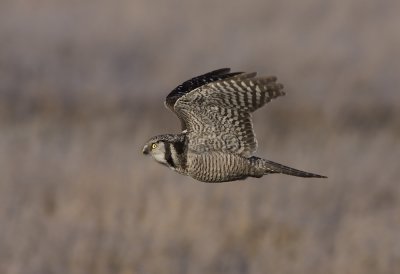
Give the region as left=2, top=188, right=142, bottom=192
left=142, top=68, right=327, bottom=182
left=187, top=152, right=252, bottom=182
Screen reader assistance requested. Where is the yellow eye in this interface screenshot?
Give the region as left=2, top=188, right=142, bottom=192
left=151, top=143, right=157, bottom=149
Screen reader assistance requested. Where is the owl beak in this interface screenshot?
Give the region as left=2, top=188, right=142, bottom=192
left=142, top=144, right=150, bottom=155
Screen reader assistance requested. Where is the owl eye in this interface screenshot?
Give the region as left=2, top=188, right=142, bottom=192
left=151, top=143, right=157, bottom=149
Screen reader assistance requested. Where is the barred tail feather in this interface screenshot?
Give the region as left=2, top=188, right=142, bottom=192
left=251, top=157, right=327, bottom=178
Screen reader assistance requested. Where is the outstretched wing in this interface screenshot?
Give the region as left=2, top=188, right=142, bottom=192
left=165, top=68, right=242, bottom=129
left=173, top=72, right=285, bottom=156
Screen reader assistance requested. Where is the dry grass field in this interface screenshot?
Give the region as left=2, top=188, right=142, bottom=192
left=1, top=1, right=399, bottom=273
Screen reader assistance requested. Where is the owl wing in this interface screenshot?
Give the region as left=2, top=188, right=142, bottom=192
left=165, top=68, right=242, bottom=130
left=172, top=71, right=285, bottom=157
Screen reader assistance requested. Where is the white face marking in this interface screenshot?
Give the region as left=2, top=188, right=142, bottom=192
left=151, top=142, right=167, bottom=164
left=153, top=152, right=167, bottom=164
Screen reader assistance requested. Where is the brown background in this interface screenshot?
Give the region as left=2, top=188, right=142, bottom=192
left=1, top=0, right=399, bottom=273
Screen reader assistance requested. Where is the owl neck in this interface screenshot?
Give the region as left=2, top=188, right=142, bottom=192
left=164, top=134, right=187, bottom=172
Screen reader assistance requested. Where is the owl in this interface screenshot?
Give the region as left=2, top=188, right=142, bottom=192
left=143, top=68, right=326, bottom=182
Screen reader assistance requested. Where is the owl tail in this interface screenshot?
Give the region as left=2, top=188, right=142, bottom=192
left=251, top=157, right=327, bottom=178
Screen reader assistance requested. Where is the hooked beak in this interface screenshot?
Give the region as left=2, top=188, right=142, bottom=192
left=142, top=144, right=150, bottom=155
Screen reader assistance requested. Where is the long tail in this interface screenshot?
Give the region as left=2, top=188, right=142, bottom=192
left=252, top=157, right=327, bottom=178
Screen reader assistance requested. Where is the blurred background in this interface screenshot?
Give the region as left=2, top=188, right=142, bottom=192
left=1, top=0, right=399, bottom=273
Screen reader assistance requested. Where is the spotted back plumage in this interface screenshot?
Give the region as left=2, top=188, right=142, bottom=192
left=170, top=71, right=285, bottom=156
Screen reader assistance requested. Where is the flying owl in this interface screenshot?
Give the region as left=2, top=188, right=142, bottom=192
left=142, top=68, right=327, bottom=182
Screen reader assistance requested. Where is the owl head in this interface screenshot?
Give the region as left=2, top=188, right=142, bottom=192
left=142, top=134, right=186, bottom=167
left=142, top=136, right=169, bottom=165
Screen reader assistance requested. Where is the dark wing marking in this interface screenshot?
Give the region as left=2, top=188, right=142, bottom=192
left=165, top=68, right=243, bottom=112
left=174, top=73, right=285, bottom=156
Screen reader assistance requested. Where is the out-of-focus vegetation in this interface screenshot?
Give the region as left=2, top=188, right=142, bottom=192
left=1, top=0, right=399, bottom=273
